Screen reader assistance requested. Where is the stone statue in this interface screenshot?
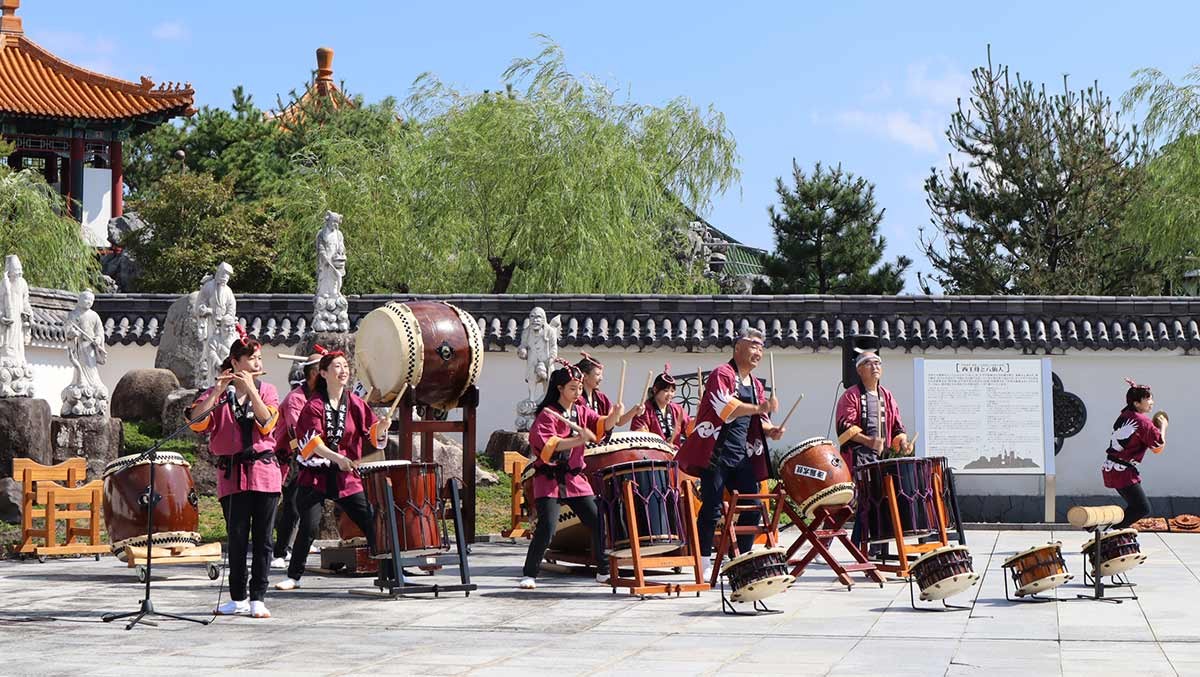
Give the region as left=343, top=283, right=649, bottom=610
left=0, top=254, right=33, bottom=397
left=192, top=262, right=238, bottom=388
left=514, top=307, right=560, bottom=430
left=61, top=290, right=109, bottom=416
left=313, top=210, right=349, bottom=333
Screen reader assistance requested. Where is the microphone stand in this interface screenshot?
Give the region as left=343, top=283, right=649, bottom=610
left=101, top=389, right=232, bottom=629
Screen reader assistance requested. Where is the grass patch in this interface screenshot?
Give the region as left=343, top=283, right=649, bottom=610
left=123, top=420, right=197, bottom=464
left=474, top=471, right=514, bottom=536
left=198, top=496, right=226, bottom=542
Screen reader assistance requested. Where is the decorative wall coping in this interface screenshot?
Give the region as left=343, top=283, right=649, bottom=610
left=79, top=293, right=1200, bottom=353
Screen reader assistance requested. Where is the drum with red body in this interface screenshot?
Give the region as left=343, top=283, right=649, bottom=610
left=521, top=432, right=677, bottom=556
left=770, top=437, right=854, bottom=518
left=1002, top=542, right=1073, bottom=596
left=1082, top=529, right=1147, bottom=575
left=102, top=452, right=201, bottom=556
left=354, top=300, right=484, bottom=409
left=358, top=460, right=445, bottom=558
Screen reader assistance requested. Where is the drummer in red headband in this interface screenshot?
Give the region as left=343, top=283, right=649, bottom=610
left=676, top=328, right=783, bottom=581
left=189, top=325, right=281, bottom=619
left=631, top=363, right=693, bottom=451
left=575, top=352, right=643, bottom=441
left=519, top=360, right=608, bottom=590
left=1103, top=379, right=1168, bottom=530
left=276, top=351, right=388, bottom=592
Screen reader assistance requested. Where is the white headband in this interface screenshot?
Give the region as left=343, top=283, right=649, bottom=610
left=855, top=352, right=882, bottom=367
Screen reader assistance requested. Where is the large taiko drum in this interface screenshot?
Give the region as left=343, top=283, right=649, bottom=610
left=102, top=452, right=201, bottom=558
left=853, top=457, right=939, bottom=544
left=354, top=300, right=484, bottom=409
left=521, top=432, right=677, bottom=556
left=770, top=437, right=853, bottom=518
left=358, top=460, right=445, bottom=558
left=1082, top=529, right=1147, bottom=576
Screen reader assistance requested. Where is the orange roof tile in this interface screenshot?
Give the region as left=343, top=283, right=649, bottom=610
left=0, top=2, right=193, bottom=122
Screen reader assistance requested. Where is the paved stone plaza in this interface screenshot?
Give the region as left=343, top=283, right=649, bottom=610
left=1, top=529, right=1198, bottom=676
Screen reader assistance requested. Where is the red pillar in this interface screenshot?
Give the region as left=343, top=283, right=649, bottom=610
left=68, top=137, right=83, bottom=221
left=109, top=140, right=122, bottom=218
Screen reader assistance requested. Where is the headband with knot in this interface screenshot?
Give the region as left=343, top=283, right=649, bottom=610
left=658, top=363, right=676, bottom=385
left=1124, top=377, right=1150, bottom=391
left=855, top=351, right=882, bottom=367
left=555, top=358, right=582, bottom=382
left=234, top=322, right=250, bottom=347
left=579, top=351, right=602, bottom=368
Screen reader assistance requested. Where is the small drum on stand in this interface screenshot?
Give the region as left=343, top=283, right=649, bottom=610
left=598, top=459, right=684, bottom=558
left=354, top=300, right=484, bottom=409
left=908, top=545, right=978, bottom=610
left=358, top=461, right=445, bottom=558
left=853, top=457, right=938, bottom=544
left=719, top=548, right=794, bottom=614
left=771, top=437, right=854, bottom=518
left=1001, top=543, right=1073, bottom=601
left=102, top=452, right=201, bottom=559
left=1081, top=529, right=1147, bottom=576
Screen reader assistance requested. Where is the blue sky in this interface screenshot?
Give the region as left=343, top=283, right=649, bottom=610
left=28, top=1, right=1199, bottom=291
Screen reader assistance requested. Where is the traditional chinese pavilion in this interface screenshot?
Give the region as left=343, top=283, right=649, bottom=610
left=269, top=46, right=351, bottom=130
left=0, top=0, right=194, bottom=245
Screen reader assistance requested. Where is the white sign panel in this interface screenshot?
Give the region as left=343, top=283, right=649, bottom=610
left=915, top=358, right=1053, bottom=475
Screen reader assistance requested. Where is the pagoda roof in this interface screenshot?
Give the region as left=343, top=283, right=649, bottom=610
left=0, top=0, right=194, bottom=123
left=269, top=46, right=352, bottom=130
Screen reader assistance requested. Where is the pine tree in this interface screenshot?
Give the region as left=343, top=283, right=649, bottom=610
left=759, top=161, right=909, bottom=294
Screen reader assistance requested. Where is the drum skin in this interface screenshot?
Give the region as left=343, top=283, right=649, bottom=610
left=354, top=300, right=484, bottom=409
left=720, top=547, right=795, bottom=603
left=102, top=453, right=200, bottom=550
left=359, top=461, right=444, bottom=558
left=910, top=545, right=979, bottom=601
left=521, top=432, right=677, bottom=556
left=772, top=437, right=853, bottom=517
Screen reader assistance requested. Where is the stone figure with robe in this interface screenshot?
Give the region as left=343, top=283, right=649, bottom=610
left=61, top=290, right=109, bottom=416
left=0, top=254, right=33, bottom=397
left=193, top=262, right=238, bottom=388
left=313, top=210, right=349, bottom=332
left=514, top=307, right=560, bottom=430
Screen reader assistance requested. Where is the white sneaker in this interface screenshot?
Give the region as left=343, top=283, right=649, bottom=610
left=701, top=557, right=715, bottom=582
left=596, top=571, right=612, bottom=585
left=214, top=599, right=250, bottom=615
left=270, top=557, right=288, bottom=569
left=518, top=577, right=537, bottom=590
left=274, top=577, right=301, bottom=591
left=249, top=600, right=271, bottom=619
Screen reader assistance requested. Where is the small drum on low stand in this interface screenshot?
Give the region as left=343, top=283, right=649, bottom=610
left=102, top=452, right=201, bottom=560
left=1001, top=543, right=1073, bottom=602
left=718, top=548, right=794, bottom=615
left=1082, top=529, right=1147, bottom=578
left=771, top=437, right=854, bottom=518
left=598, top=459, right=684, bottom=558
left=908, top=545, right=979, bottom=610
left=358, top=461, right=445, bottom=558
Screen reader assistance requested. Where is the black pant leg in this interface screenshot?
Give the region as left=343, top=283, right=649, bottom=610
left=567, top=495, right=606, bottom=570
left=1114, top=483, right=1152, bottom=530
left=729, top=460, right=763, bottom=555
left=523, top=498, right=562, bottom=578
left=220, top=493, right=252, bottom=601
left=247, top=491, right=279, bottom=601
left=273, top=481, right=300, bottom=559
left=698, top=464, right=730, bottom=557
left=335, top=491, right=376, bottom=553
left=287, top=486, right=326, bottom=581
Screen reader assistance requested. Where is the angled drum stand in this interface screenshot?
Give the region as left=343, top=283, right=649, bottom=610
left=1068, top=505, right=1139, bottom=604
left=783, top=503, right=883, bottom=590
left=606, top=480, right=709, bottom=598
left=866, top=472, right=950, bottom=578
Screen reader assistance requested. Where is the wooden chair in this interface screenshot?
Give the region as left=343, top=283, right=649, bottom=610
left=15, top=458, right=107, bottom=560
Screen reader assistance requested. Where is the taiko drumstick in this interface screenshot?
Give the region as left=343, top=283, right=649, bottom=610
left=618, top=360, right=627, bottom=406
left=640, top=369, right=654, bottom=404
left=778, top=393, right=805, bottom=429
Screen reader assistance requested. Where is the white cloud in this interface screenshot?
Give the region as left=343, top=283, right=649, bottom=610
left=151, top=21, right=189, bottom=41
left=906, top=61, right=971, bottom=107
left=836, top=110, right=939, bottom=153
